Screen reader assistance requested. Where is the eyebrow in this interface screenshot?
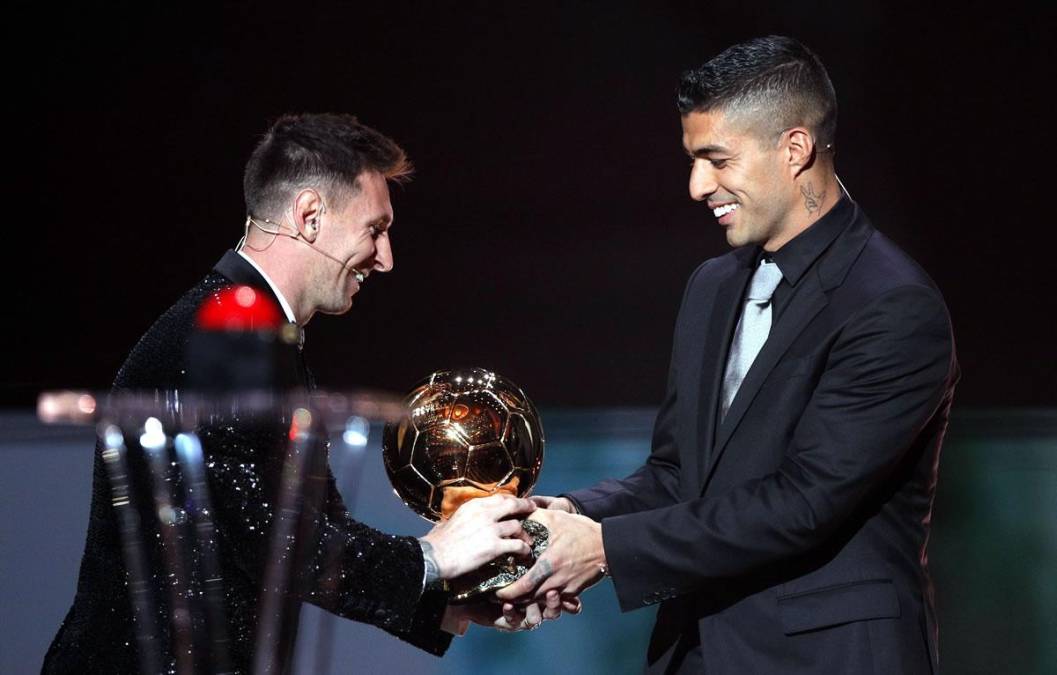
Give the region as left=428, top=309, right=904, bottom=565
left=685, top=144, right=731, bottom=157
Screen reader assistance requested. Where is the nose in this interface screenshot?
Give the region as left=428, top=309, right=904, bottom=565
left=373, top=234, right=394, bottom=273
left=688, top=160, right=717, bottom=202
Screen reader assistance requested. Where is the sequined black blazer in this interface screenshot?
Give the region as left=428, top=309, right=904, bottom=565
left=43, top=251, right=451, bottom=674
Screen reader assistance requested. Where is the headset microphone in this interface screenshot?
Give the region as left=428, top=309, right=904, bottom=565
left=239, top=215, right=366, bottom=283
left=835, top=174, right=853, bottom=200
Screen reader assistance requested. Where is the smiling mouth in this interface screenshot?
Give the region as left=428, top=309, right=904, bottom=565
left=712, top=203, right=739, bottom=218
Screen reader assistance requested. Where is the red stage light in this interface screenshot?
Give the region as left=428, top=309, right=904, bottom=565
left=195, top=285, right=284, bottom=332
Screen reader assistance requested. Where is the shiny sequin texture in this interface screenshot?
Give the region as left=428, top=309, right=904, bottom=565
left=42, top=254, right=452, bottom=674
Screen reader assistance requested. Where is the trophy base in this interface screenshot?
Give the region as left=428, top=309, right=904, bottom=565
left=448, top=519, right=549, bottom=604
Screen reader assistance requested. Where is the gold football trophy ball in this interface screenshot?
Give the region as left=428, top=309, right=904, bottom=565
left=382, top=368, right=545, bottom=601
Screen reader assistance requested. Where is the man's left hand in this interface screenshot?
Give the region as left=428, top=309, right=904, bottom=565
left=495, top=509, right=607, bottom=602
left=442, top=590, right=582, bottom=634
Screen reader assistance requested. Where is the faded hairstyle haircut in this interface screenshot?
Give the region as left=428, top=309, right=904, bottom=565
left=243, top=113, right=412, bottom=219
left=677, top=36, right=837, bottom=150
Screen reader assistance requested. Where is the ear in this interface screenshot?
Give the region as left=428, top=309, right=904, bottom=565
left=291, top=189, right=325, bottom=243
left=783, top=127, right=816, bottom=178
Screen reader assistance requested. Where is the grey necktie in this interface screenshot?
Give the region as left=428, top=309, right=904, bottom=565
left=720, top=258, right=784, bottom=419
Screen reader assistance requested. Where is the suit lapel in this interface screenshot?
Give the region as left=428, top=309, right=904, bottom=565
left=708, top=272, right=828, bottom=474
left=696, top=200, right=873, bottom=493
left=694, top=262, right=752, bottom=485
left=212, top=250, right=311, bottom=389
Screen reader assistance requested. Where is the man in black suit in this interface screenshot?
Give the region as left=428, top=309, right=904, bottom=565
left=500, top=37, right=958, bottom=674
left=44, top=114, right=569, bottom=673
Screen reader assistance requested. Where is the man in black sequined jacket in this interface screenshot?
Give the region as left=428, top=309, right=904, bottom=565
left=43, top=114, right=555, bottom=673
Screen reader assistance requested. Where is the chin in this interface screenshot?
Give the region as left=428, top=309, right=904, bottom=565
left=727, top=220, right=768, bottom=249
left=726, top=228, right=750, bottom=248
left=320, top=299, right=353, bottom=316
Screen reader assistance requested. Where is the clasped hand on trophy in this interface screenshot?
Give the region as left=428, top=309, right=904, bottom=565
left=483, top=495, right=605, bottom=621
left=420, top=493, right=584, bottom=634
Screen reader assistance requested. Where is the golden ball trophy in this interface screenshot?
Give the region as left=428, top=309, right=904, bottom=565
left=382, top=368, right=546, bottom=602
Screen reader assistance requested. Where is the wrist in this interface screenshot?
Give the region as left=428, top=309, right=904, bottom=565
left=418, top=538, right=446, bottom=587
left=592, top=520, right=609, bottom=577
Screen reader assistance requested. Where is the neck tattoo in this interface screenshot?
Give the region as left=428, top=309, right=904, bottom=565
left=800, top=182, right=826, bottom=216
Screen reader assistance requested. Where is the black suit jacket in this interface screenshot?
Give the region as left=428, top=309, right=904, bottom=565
left=43, top=251, right=451, bottom=674
left=568, top=200, right=957, bottom=674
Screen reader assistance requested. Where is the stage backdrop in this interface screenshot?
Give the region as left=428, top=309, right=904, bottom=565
left=9, top=2, right=1056, bottom=410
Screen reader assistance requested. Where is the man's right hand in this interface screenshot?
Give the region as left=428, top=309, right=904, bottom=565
left=441, top=590, right=583, bottom=635
left=529, top=495, right=577, bottom=513
left=419, top=494, right=536, bottom=580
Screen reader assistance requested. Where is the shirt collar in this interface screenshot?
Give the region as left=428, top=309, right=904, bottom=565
left=756, top=195, right=854, bottom=287
left=236, top=250, right=298, bottom=325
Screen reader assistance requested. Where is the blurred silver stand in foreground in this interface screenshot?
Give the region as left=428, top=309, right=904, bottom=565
left=37, top=389, right=403, bottom=675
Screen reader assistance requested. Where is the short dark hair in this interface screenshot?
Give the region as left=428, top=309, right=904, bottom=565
left=243, top=113, right=412, bottom=218
left=677, top=36, right=837, bottom=149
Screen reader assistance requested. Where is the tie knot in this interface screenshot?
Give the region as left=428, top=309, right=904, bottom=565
left=747, top=260, right=783, bottom=302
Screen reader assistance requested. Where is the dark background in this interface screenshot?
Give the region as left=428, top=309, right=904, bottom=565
left=9, top=1, right=1055, bottom=408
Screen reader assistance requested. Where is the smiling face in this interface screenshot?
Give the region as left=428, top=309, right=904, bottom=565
left=682, top=109, right=800, bottom=251
left=308, top=171, right=395, bottom=317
